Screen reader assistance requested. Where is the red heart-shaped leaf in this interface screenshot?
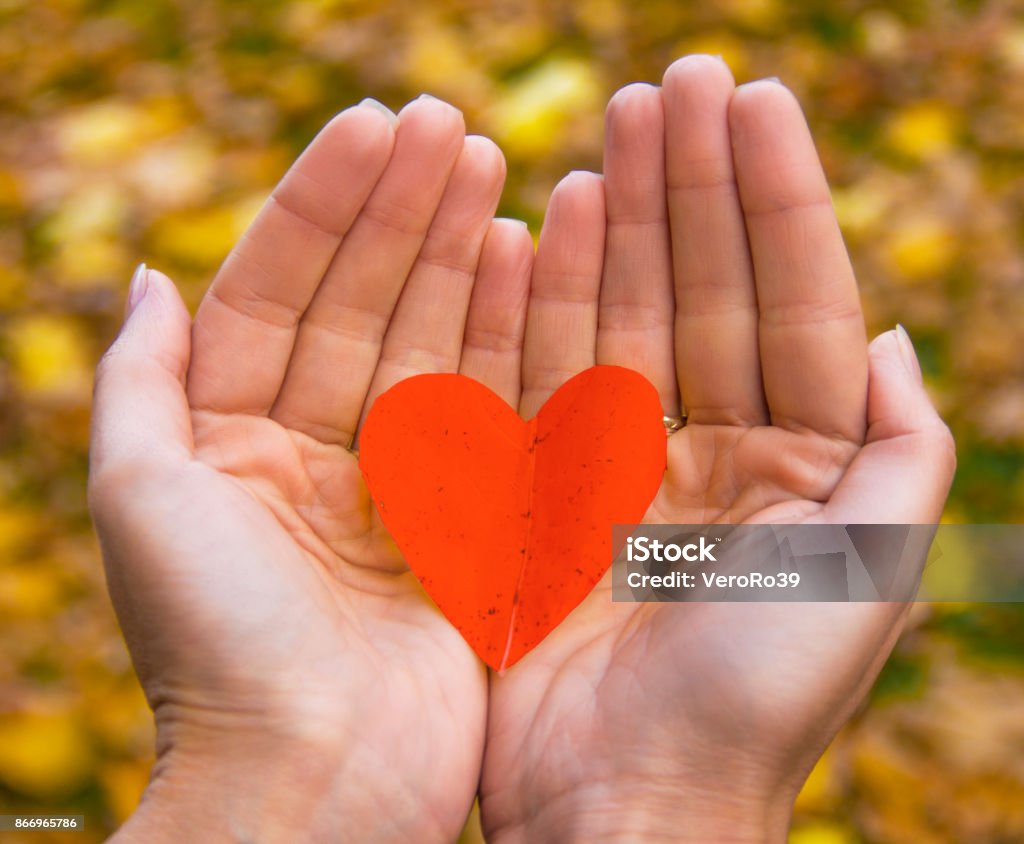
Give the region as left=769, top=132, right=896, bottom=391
left=358, top=365, right=665, bottom=671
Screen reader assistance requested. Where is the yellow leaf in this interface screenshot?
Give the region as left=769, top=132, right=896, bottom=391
left=60, top=102, right=148, bottom=165
left=60, top=98, right=185, bottom=165
left=884, top=217, right=955, bottom=282
left=43, top=184, right=127, bottom=243
left=54, top=238, right=129, bottom=290
left=789, top=822, right=856, bottom=844
left=487, top=58, right=601, bottom=157
left=725, top=0, right=782, bottom=30
left=0, top=566, right=63, bottom=618
left=149, top=194, right=262, bottom=270
left=268, top=64, right=325, bottom=112
left=40, top=184, right=129, bottom=289
left=0, top=711, right=93, bottom=799
left=886, top=102, right=957, bottom=160
left=832, top=183, right=888, bottom=237
left=6, top=313, right=92, bottom=400
left=405, top=18, right=487, bottom=100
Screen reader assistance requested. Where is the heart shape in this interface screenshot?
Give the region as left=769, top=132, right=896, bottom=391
left=358, top=365, right=665, bottom=671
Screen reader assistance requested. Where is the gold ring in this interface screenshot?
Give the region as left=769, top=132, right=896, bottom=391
left=663, top=415, right=686, bottom=435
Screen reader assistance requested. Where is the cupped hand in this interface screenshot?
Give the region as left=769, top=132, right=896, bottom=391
left=480, top=57, right=956, bottom=843
left=89, top=96, right=534, bottom=843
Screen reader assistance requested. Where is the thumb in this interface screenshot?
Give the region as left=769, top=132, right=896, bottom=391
left=825, top=326, right=956, bottom=523
left=89, top=264, right=194, bottom=487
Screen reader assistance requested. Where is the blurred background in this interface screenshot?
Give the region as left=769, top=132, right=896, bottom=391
left=1, top=0, right=1023, bottom=841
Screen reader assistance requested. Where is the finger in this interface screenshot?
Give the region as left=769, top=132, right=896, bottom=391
left=596, top=83, right=678, bottom=417
left=188, top=102, right=397, bottom=416
left=520, top=171, right=606, bottom=419
left=270, top=95, right=465, bottom=445
left=664, top=55, right=767, bottom=427
left=459, top=218, right=534, bottom=409
left=90, top=266, right=194, bottom=487
left=824, top=328, right=956, bottom=523
left=730, top=80, right=868, bottom=442
left=356, top=135, right=507, bottom=434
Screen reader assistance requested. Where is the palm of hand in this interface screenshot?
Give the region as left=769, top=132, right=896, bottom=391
left=481, top=427, right=873, bottom=836
left=189, top=409, right=396, bottom=569
left=656, top=424, right=857, bottom=524
left=177, top=409, right=486, bottom=835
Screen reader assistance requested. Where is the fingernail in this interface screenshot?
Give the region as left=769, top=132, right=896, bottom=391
left=737, top=77, right=784, bottom=93
left=495, top=217, right=529, bottom=229
left=403, top=93, right=461, bottom=116
left=359, top=97, right=399, bottom=128
left=895, top=324, right=923, bottom=383
left=126, top=262, right=148, bottom=316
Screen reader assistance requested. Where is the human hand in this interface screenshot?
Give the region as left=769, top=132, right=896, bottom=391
left=480, top=57, right=955, bottom=843
left=89, top=96, right=533, bottom=843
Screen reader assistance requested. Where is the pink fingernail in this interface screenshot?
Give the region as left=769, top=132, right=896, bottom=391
left=495, top=217, right=529, bottom=228
left=895, top=324, right=923, bottom=383
left=359, top=97, right=399, bottom=128
left=126, top=262, right=148, bottom=316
